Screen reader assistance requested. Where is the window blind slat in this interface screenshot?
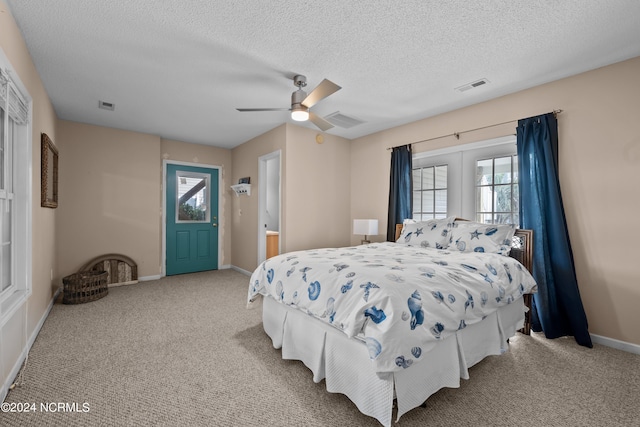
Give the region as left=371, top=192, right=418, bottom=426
left=0, top=69, right=28, bottom=125
left=0, top=71, right=7, bottom=107
left=8, top=84, right=28, bottom=125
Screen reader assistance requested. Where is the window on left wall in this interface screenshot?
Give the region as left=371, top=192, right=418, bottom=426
left=0, top=50, right=32, bottom=324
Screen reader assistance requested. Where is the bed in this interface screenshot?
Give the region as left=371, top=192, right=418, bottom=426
left=248, top=218, right=536, bottom=426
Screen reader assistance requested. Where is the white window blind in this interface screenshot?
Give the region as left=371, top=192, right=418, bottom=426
left=0, top=51, right=32, bottom=323
left=0, top=70, right=29, bottom=125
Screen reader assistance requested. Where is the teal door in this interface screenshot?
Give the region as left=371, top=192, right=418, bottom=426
left=166, top=164, right=219, bottom=275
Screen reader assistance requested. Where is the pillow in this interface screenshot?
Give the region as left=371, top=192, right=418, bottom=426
left=396, top=216, right=456, bottom=249
left=448, top=221, right=516, bottom=255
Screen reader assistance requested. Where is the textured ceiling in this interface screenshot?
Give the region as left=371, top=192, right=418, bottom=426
left=5, top=1, right=640, bottom=148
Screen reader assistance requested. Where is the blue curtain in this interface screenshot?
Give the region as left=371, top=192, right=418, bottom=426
left=387, top=145, right=413, bottom=241
left=517, top=113, right=592, bottom=347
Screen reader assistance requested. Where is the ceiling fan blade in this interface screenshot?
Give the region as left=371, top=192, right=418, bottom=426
left=236, top=108, right=290, bottom=112
left=301, top=79, right=341, bottom=108
left=308, top=111, right=334, bottom=131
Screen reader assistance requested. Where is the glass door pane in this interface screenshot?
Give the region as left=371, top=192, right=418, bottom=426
left=0, top=199, right=11, bottom=292
left=176, top=172, right=209, bottom=223
left=0, top=107, right=5, bottom=190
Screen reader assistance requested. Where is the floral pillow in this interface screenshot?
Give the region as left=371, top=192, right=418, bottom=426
left=396, top=216, right=456, bottom=249
left=448, top=221, right=516, bottom=255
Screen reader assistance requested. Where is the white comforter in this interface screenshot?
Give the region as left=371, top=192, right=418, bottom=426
left=248, top=242, right=537, bottom=374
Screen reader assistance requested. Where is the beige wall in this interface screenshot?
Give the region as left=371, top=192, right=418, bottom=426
left=56, top=128, right=234, bottom=280
left=285, top=124, right=351, bottom=252
left=1, top=0, right=59, bottom=389
left=230, top=123, right=352, bottom=273
left=57, top=121, right=162, bottom=278
left=231, top=125, right=286, bottom=272
left=160, top=138, right=232, bottom=266
left=351, top=56, right=640, bottom=346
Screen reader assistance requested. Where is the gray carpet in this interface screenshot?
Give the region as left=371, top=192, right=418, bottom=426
left=2, top=269, right=639, bottom=426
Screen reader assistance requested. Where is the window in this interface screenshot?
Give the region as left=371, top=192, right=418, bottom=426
left=0, top=50, right=32, bottom=324
left=412, top=165, right=448, bottom=220
left=475, top=155, right=519, bottom=224
left=412, top=135, right=518, bottom=225
left=176, top=172, right=210, bottom=222
left=0, top=99, right=13, bottom=295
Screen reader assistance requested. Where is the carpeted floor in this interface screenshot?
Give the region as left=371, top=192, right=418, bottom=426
left=1, top=269, right=639, bottom=426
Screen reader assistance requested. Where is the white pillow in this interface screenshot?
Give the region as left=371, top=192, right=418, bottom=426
left=396, top=216, right=456, bottom=249
left=448, top=221, right=516, bottom=255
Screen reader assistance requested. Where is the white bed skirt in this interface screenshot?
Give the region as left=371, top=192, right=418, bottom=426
left=262, top=296, right=526, bottom=426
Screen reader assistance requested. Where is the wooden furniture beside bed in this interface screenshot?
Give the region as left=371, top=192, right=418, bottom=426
left=266, top=231, right=279, bottom=259
left=394, top=222, right=533, bottom=335
left=506, top=229, right=533, bottom=335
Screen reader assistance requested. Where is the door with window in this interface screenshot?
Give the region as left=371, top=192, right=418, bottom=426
left=166, top=164, right=219, bottom=275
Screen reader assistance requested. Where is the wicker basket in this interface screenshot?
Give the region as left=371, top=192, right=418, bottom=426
left=62, top=270, right=108, bottom=304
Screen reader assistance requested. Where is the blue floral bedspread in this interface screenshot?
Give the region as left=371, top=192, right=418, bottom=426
left=248, top=242, right=537, bottom=374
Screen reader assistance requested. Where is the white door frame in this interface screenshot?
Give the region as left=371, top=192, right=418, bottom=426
left=257, top=150, right=282, bottom=265
left=162, top=159, right=223, bottom=277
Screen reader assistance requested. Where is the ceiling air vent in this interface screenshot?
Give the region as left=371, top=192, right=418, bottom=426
left=455, top=78, right=490, bottom=93
left=98, top=100, right=115, bottom=111
left=324, top=111, right=365, bottom=129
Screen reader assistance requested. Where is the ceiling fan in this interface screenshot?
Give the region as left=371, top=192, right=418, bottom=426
left=236, top=75, right=341, bottom=131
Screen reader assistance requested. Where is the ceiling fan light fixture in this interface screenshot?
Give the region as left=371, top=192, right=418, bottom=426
left=291, top=105, right=309, bottom=121
left=238, top=75, right=340, bottom=130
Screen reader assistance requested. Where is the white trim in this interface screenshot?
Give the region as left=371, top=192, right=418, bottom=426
left=107, top=280, right=138, bottom=288
left=413, top=134, right=516, bottom=160
left=257, top=150, right=282, bottom=266
left=231, top=265, right=252, bottom=277
left=0, top=47, right=34, bottom=405
left=139, top=275, right=162, bottom=282
left=162, top=160, right=223, bottom=277
left=412, top=134, right=517, bottom=220
left=219, top=264, right=231, bottom=270
left=0, top=47, right=33, bottom=334
left=591, top=334, right=640, bottom=355
left=0, top=291, right=29, bottom=327
left=0, top=288, right=61, bottom=402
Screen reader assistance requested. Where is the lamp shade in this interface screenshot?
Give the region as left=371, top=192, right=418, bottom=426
left=353, top=219, right=378, bottom=236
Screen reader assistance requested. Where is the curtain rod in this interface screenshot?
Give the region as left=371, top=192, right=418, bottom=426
left=386, top=109, right=563, bottom=151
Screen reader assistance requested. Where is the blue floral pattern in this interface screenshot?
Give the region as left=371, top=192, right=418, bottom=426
left=396, top=216, right=457, bottom=249
left=448, top=221, right=516, bottom=256
left=248, top=242, right=537, bottom=374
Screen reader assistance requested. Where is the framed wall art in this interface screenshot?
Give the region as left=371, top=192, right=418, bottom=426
left=41, top=132, right=58, bottom=208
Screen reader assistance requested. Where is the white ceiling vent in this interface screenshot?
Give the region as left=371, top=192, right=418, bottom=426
left=98, top=100, right=115, bottom=111
left=455, top=78, right=490, bottom=93
left=324, top=111, right=365, bottom=129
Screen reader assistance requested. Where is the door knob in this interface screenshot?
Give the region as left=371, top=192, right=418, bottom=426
left=212, top=223, right=218, bottom=227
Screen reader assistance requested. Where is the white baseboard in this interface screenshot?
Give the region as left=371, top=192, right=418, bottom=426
left=231, top=265, right=252, bottom=276
left=139, top=267, right=240, bottom=281
left=139, top=275, right=161, bottom=281
left=108, top=280, right=138, bottom=288
left=591, top=334, right=640, bottom=355
left=1, top=287, right=62, bottom=402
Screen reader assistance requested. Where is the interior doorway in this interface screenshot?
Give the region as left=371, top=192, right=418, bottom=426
left=258, top=150, right=281, bottom=264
